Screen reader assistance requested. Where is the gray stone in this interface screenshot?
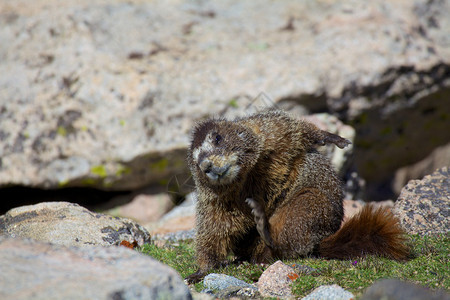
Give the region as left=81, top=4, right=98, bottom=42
left=0, top=202, right=151, bottom=247
left=302, top=285, right=354, bottom=300
left=0, top=237, right=191, bottom=300
left=0, top=0, right=449, bottom=196
left=203, top=273, right=259, bottom=299
left=393, top=167, right=449, bottom=235
left=291, top=263, right=320, bottom=276
left=360, top=279, right=449, bottom=300
left=203, top=273, right=255, bottom=292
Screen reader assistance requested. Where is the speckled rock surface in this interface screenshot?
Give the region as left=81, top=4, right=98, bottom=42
left=0, top=0, right=449, bottom=194
left=393, top=167, right=449, bottom=235
left=0, top=237, right=191, bottom=300
left=302, top=284, right=354, bottom=300
left=202, top=273, right=259, bottom=298
left=0, top=202, right=151, bottom=247
left=257, top=260, right=298, bottom=298
left=203, top=273, right=254, bottom=291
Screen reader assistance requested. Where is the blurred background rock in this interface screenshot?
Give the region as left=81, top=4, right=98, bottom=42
left=0, top=0, right=448, bottom=221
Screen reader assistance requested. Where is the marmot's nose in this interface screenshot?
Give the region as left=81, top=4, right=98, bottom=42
left=199, top=158, right=229, bottom=181
left=199, top=159, right=212, bottom=174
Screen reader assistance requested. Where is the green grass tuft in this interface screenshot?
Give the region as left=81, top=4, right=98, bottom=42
left=139, top=234, right=449, bottom=296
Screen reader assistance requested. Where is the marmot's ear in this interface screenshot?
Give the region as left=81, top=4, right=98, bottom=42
left=191, top=119, right=216, bottom=148
left=317, top=131, right=351, bottom=149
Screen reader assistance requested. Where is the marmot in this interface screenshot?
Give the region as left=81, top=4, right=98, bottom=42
left=186, top=110, right=408, bottom=283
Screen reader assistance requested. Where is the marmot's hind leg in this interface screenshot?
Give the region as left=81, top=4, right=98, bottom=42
left=248, top=188, right=342, bottom=260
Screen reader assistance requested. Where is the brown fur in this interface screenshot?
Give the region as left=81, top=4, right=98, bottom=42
left=319, top=205, right=409, bottom=260
left=185, top=110, right=408, bottom=283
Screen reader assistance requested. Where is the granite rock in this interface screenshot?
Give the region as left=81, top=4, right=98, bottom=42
left=0, top=0, right=449, bottom=197
left=393, top=167, right=449, bottom=235
left=0, top=237, right=191, bottom=300
left=0, top=201, right=151, bottom=247
left=302, top=284, right=354, bottom=300
left=202, top=273, right=259, bottom=298
left=257, top=260, right=298, bottom=298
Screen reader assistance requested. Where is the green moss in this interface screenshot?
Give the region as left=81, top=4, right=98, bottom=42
left=57, top=126, right=67, bottom=137
left=228, top=99, right=239, bottom=108
left=150, top=158, right=169, bottom=172
left=115, top=165, right=132, bottom=177
left=102, top=181, right=113, bottom=188
left=90, top=165, right=107, bottom=178
left=82, top=178, right=96, bottom=185
left=119, top=119, right=126, bottom=126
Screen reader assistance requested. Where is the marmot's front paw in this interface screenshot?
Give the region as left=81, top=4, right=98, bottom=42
left=319, top=131, right=351, bottom=149
left=185, top=269, right=206, bottom=284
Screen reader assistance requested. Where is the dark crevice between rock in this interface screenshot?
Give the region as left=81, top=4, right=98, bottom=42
left=337, top=63, right=450, bottom=121
left=0, top=186, right=130, bottom=215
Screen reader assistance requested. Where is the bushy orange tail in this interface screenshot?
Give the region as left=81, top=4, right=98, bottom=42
left=319, top=205, right=409, bottom=260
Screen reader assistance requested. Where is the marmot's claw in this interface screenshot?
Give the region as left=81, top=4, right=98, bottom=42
left=185, top=270, right=206, bottom=284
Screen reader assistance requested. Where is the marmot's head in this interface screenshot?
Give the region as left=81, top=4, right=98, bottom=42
left=188, top=118, right=262, bottom=188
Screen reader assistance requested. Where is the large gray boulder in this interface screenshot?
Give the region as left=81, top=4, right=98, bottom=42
left=0, top=201, right=151, bottom=247
left=0, top=237, right=191, bottom=300
left=0, top=0, right=448, bottom=193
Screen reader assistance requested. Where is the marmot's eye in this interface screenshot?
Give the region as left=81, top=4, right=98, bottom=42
left=215, top=134, right=222, bottom=144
